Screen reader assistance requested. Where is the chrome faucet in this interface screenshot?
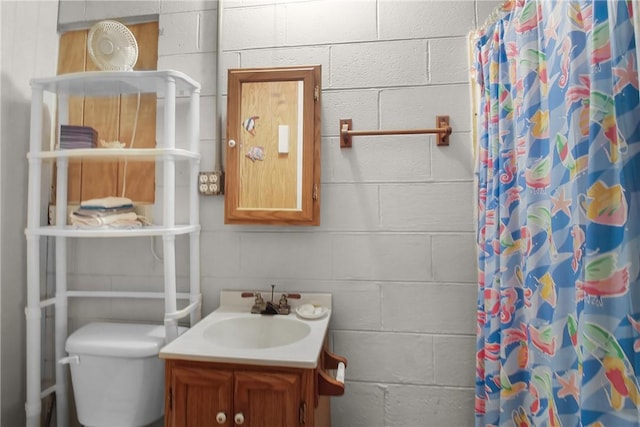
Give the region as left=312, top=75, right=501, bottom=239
left=242, top=285, right=301, bottom=315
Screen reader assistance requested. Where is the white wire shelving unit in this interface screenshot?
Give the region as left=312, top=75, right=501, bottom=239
left=25, top=70, right=202, bottom=427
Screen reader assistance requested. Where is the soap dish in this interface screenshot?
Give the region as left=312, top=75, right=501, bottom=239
left=296, top=304, right=329, bottom=320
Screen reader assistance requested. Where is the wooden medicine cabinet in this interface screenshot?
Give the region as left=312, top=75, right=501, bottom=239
left=225, top=66, right=321, bottom=225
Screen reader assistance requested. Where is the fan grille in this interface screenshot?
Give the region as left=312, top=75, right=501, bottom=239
left=88, top=20, right=138, bottom=71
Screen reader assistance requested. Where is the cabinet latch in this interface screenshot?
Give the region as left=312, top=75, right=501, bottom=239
left=312, top=184, right=318, bottom=201
left=168, top=387, right=172, bottom=410
left=314, top=85, right=319, bottom=101
left=299, top=401, right=307, bottom=425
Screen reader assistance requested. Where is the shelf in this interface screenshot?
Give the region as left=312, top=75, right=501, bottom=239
left=26, top=224, right=200, bottom=238
left=28, top=147, right=200, bottom=162
left=30, top=70, right=201, bottom=97
left=26, top=69, right=202, bottom=427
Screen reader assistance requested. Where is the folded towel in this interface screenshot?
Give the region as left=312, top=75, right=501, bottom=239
left=70, top=211, right=140, bottom=227
left=73, top=206, right=135, bottom=217
left=70, top=221, right=143, bottom=230
left=80, top=196, right=134, bottom=209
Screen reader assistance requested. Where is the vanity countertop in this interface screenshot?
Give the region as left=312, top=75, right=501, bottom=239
left=159, top=291, right=332, bottom=369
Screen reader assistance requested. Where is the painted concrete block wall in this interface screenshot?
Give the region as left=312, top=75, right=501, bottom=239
left=0, top=0, right=499, bottom=425
left=209, top=2, right=484, bottom=426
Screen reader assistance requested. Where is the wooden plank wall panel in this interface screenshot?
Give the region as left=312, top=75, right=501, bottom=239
left=56, top=30, right=87, bottom=204
left=118, top=93, right=156, bottom=201
left=130, top=22, right=158, bottom=71
left=82, top=46, right=121, bottom=199
left=118, top=22, right=158, bottom=202
left=56, top=22, right=158, bottom=203
left=82, top=93, right=121, bottom=199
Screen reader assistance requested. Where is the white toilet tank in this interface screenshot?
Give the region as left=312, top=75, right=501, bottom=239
left=65, top=322, right=173, bottom=427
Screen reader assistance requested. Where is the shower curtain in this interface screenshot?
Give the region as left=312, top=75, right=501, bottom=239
left=473, top=1, right=640, bottom=426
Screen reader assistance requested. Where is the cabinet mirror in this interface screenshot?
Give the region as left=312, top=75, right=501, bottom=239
left=224, top=65, right=321, bottom=225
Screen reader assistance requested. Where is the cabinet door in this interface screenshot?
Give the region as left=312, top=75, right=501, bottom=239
left=234, top=371, right=302, bottom=427
left=170, top=365, right=233, bottom=427
left=225, top=65, right=321, bottom=226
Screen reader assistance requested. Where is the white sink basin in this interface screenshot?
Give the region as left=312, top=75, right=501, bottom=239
left=203, top=316, right=311, bottom=349
left=159, top=291, right=332, bottom=368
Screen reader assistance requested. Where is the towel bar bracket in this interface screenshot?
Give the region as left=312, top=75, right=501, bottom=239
left=339, top=119, right=353, bottom=148
left=339, top=115, right=452, bottom=148
left=435, top=115, right=451, bottom=146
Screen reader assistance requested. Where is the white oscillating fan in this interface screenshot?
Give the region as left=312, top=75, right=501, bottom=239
left=87, top=20, right=138, bottom=71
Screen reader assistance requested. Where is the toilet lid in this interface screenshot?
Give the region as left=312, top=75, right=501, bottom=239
left=65, top=322, right=169, bottom=358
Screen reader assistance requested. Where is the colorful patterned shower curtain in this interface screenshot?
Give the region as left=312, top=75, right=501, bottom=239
left=473, top=1, right=640, bottom=426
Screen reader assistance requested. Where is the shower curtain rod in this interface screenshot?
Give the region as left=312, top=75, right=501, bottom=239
left=339, top=115, right=452, bottom=147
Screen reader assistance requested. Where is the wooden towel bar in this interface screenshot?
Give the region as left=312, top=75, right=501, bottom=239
left=339, top=115, right=452, bottom=148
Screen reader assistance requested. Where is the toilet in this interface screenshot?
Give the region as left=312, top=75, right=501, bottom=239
left=65, top=322, right=179, bottom=427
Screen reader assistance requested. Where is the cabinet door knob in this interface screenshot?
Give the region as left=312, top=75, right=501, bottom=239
left=216, top=412, right=227, bottom=424
left=228, top=139, right=237, bottom=148
left=234, top=412, right=245, bottom=425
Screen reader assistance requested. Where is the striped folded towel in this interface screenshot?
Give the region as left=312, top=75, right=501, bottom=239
left=80, top=196, right=134, bottom=209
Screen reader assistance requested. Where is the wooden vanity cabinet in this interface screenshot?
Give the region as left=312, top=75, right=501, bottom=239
left=165, top=360, right=322, bottom=427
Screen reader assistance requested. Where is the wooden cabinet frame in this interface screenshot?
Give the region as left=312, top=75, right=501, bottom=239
left=224, top=66, right=321, bottom=225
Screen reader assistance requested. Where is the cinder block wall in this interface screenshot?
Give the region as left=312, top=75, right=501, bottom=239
left=54, top=1, right=502, bottom=426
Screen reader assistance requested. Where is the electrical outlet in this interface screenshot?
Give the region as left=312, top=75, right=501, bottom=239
left=198, top=171, right=224, bottom=195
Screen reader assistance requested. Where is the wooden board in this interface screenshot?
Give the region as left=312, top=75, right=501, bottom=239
left=238, top=81, right=300, bottom=210
left=82, top=49, right=120, bottom=199
left=56, top=30, right=87, bottom=204
left=55, top=22, right=158, bottom=204
left=117, top=22, right=158, bottom=203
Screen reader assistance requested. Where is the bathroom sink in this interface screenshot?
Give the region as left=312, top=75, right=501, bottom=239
left=203, top=316, right=311, bottom=349
left=159, top=291, right=332, bottom=368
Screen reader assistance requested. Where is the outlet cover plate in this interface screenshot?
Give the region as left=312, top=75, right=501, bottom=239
left=198, top=171, right=224, bottom=195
